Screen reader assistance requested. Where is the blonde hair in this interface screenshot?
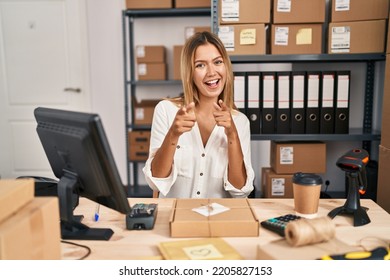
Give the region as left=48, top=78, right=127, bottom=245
left=169, top=31, right=236, bottom=110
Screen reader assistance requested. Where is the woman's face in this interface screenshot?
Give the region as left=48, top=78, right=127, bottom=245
left=193, top=43, right=226, bottom=101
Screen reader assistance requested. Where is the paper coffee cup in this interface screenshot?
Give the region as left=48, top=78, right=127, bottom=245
left=292, top=172, right=323, bottom=218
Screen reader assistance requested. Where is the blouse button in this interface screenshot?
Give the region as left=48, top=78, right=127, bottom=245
left=200, top=173, right=203, bottom=176
left=177, top=145, right=180, bottom=149
left=197, top=191, right=200, bottom=195
left=201, top=153, right=205, bottom=157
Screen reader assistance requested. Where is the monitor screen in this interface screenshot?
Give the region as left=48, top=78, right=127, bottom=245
left=34, top=107, right=131, bottom=240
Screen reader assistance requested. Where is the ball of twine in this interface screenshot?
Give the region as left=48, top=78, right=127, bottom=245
left=285, top=216, right=336, bottom=247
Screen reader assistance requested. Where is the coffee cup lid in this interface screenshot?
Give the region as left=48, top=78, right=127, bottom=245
left=292, top=172, right=323, bottom=185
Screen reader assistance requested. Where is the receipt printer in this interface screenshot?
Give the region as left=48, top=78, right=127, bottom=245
left=126, top=203, right=158, bottom=230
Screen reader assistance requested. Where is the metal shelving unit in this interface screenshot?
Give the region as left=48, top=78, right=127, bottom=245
left=122, top=8, right=211, bottom=197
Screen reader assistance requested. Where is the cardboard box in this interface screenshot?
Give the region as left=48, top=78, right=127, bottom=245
left=185, top=26, right=211, bottom=40
left=128, top=130, right=151, bottom=145
left=128, top=131, right=151, bottom=161
left=328, top=20, right=386, bottom=54
left=273, top=0, right=325, bottom=23
left=136, top=45, right=166, bottom=64
left=133, top=98, right=160, bottom=125
left=257, top=238, right=360, bottom=260
left=0, top=197, right=61, bottom=259
left=218, top=23, right=267, bottom=55
left=170, top=199, right=259, bottom=237
left=381, top=55, right=390, bottom=147
left=128, top=144, right=149, bottom=161
left=271, top=23, right=322, bottom=54
left=331, top=0, right=389, bottom=22
left=219, top=0, right=270, bottom=24
left=173, top=45, right=183, bottom=80
left=377, top=145, right=390, bottom=214
left=262, top=167, right=293, bottom=198
left=270, top=141, right=326, bottom=174
left=0, top=179, right=34, bottom=223
left=137, top=63, right=167, bottom=80
left=126, top=0, right=172, bottom=9
left=387, top=12, right=390, bottom=53
left=175, top=0, right=211, bottom=8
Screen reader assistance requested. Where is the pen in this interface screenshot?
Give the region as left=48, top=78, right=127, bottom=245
left=94, top=203, right=100, bottom=222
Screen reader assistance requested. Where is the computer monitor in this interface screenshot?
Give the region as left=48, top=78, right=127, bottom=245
left=34, top=107, right=131, bottom=240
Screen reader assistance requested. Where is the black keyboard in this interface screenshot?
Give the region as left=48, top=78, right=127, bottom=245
left=260, top=214, right=302, bottom=236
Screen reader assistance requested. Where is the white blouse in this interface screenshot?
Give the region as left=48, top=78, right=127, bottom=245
left=142, top=100, right=255, bottom=198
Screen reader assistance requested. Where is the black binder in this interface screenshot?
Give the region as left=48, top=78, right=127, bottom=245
left=334, top=71, right=351, bottom=134
left=305, top=72, right=321, bottom=134
left=247, top=73, right=261, bottom=134
left=233, top=72, right=246, bottom=115
left=276, top=72, right=291, bottom=134
left=261, top=72, right=276, bottom=134
left=291, top=71, right=306, bottom=134
left=320, top=71, right=336, bottom=134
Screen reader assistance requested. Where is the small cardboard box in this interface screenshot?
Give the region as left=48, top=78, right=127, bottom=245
left=271, top=23, right=322, bottom=54
left=328, top=20, right=386, bottom=54
left=170, top=199, right=259, bottom=237
left=175, top=0, right=211, bottom=8
left=218, top=23, right=267, bottom=55
left=377, top=145, right=390, bottom=214
left=219, top=0, right=271, bottom=24
left=184, top=26, right=211, bottom=40
left=270, top=141, right=326, bottom=174
left=173, top=45, right=183, bottom=80
left=273, top=0, right=325, bottom=23
left=133, top=98, right=160, bottom=125
left=128, top=144, right=149, bottom=161
left=126, top=0, right=172, bottom=9
left=381, top=55, right=390, bottom=147
left=128, top=130, right=151, bottom=161
left=0, top=179, right=34, bottom=223
left=128, top=130, right=151, bottom=145
left=331, top=0, right=389, bottom=22
left=262, top=167, right=293, bottom=198
left=136, top=45, right=166, bottom=64
left=137, top=63, right=167, bottom=80
left=0, top=197, right=61, bottom=260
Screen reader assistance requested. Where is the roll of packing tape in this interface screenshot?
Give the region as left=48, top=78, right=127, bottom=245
left=285, top=216, right=336, bottom=247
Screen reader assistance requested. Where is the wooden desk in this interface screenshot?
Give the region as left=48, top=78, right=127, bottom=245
left=62, top=198, right=390, bottom=260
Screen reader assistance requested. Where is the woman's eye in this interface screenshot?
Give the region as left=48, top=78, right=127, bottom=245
left=195, top=63, right=204, bottom=68
left=215, top=60, right=223, bottom=65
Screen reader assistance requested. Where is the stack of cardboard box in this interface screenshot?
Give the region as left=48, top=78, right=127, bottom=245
left=0, top=179, right=61, bottom=259
left=217, top=0, right=270, bottom=55
left=136, top=45, right=167, bottom=81
left=327, top=0, right=388, bottom=54
left=126, top=0, right=172, bottom=9
left=128, top=130, right=151, bottom=161
left=270, top=0, right=325, bottom=54
left=262, top=141, right=326, bottom=198
left=377, top=11, right=390, bottom=214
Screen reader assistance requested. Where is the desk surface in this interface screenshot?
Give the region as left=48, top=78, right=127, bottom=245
left=62, top=198, right=390, bottom=260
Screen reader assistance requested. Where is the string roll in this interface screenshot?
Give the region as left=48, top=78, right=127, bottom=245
left=285, top=216, right=336, bottom=247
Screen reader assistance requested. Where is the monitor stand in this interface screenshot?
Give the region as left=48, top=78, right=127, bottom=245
left=58, top=171, right=114, bottom=240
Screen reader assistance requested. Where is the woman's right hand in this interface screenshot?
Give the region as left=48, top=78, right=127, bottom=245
left=170, top=102, right=196, bottom=137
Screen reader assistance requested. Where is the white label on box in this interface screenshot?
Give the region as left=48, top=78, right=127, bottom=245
left=221, top=0, right=239, bottom=22
left=218, top=26, right=235, bottom=52
left=271, top=178, right=286, bottom=196
left=138, top=64, right=147, bottom=75
left=275, top=27, right=289, bottom=46
left=135, top=108, right=145, bottom=120
left=277, top=0, right=291, bottom=12
left=185, top=27, right=195, bottom=39
left=280, top=147, right=293, bottom=165
left=331, top=26, right=350, bottom=53
left=136, top=46, right=146, bottom=58
left=335, top=0, right=350, bottom=11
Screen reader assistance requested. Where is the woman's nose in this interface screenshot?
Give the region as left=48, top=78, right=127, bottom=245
left=207, top=64, right=216, bottom=76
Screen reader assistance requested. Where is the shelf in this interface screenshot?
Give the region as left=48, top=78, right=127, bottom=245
left=229, top=53, right=386, bottom=64
left=251, top=129, right=381, bottom=141
left=124, top=8, right=211, bottom=18
left=128, top=80, right=182, bottom=86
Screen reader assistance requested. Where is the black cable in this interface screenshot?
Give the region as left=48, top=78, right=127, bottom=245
left=61, top=240, right=91, bottom=260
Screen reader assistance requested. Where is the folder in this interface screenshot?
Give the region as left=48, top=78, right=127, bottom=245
left=247, top=73, right=261, bottom=134
left=291, top=72, right=306, bottom=134
left=276, top=72, right=291, bottom=134
left=261, top=72, right=276, bottom=134
left=334, top=71, right=351, bottom=134
left=305, top=72, right=321, bottom=134
left=233, top=72, right=246, bottom=115
left=320, top=71, right=336, bottom=134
